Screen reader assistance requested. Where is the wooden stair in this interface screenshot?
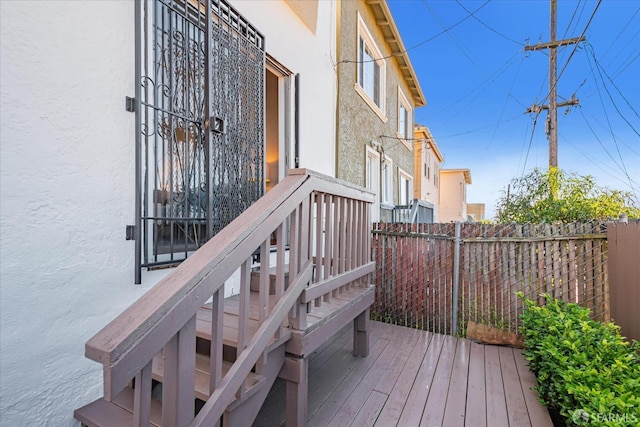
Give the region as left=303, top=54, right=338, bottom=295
left=75, top=295, right=283, bottom=426
left=73, top=170, right=376, bottom=427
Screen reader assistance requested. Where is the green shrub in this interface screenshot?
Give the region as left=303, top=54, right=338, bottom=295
left=518, top=293, right=640, bottom=426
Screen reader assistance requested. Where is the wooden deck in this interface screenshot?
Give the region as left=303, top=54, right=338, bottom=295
left=255, top=321, right=553, bottom=427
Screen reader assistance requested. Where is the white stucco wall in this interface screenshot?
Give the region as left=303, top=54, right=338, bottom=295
left=233, top=0, right=338, bottom=177
left=0, top=2, right=159, bottom=425
left=0, top=1, right=337, bottom=425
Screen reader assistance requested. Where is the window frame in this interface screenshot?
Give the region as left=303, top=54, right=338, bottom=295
left=365, top=145, right=381, bottom=222
left=398, top=167, right=413, bottom=206
left=381, top=155, right=393, bottom=206
left=355, top=13, right=387, bottom=122
left=396, top=88, right=412, bottom=149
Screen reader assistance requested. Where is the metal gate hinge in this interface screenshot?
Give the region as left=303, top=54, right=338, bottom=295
left=125, top=97, right=135, bottom=112
left=126, top=225, right=135, bottom=240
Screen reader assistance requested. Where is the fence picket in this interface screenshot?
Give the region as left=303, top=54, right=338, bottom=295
left=371, top=222, right=608, bottom=335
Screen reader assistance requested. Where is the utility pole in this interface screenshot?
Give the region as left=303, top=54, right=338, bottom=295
left=525, top=0, right=583, bottom=168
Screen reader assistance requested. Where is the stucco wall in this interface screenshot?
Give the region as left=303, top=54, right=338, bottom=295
left=234, top=0, right=337, bottom=177
left=336, top=0, right=415, bottom=206
left=439, top=171, right=468, bottom=222
left=0, top=2, right=157, bottom=425
left=0, top=1, right=336, bottom=425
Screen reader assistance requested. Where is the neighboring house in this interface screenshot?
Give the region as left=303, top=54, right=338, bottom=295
left=467, top=203, right=486, bottom=222
left=0, top=0, right=338, bottom=424
left=413, top=125, right=444, bottom=221
left=335, top=0, right=426, bottom=222
left=439, top=169, right=473, bottom=222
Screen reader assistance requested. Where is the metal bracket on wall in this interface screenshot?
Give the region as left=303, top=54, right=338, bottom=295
left=125, top=225, right=135, bottom=240
left=125, top=96, right=135, bottom=112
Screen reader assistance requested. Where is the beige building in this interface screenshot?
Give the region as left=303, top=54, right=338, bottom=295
left=439, top=169, right=472, bottom=222
left=413, top=125, right=444, bottom=221
left=467, top=203, right=486, bottom=222
left=336, top=0, right=426, bottom=222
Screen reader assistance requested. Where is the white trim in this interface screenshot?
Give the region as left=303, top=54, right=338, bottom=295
left=381, top=155, right=393, bottom=206
left=356, top=12, right=386, bottom=120
left=396, top=87, right=412, bottom=150
left=365, top=145, right=381, bottom=222
left=398, top=167, right=413, bottom=205
left=354, top=83, right=388, bottom=122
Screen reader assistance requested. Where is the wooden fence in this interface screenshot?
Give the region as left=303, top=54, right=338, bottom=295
left=371, top=222, right=609, bottom=336
left=607, top=220, right=639, bottom=342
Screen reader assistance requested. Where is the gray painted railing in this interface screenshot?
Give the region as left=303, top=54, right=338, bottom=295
left=81, top=169, right=374, bottom=426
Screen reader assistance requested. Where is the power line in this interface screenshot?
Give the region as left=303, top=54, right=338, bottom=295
left=420, top=51, right=523, bottom=120
left=561, top=0, right=583, bottom=40
left=520, top=113, right=541, bottom=178
left=584, top=48, right=638, bottom=194
left=541, top=1, right=600, bottom=107
left=480, top=56, right=526, bottom=161
left=454, top=0, right=524, bottom=46
left=587, top=43, right=640, bottom=136
left=423, top=0, right=478, bottom=67
left=613, top=50, right=640, bottom=79
left=577, top=107, right=631, bottom=175
left=336, top=0, right=491, bottom=66
left=602, top=7, right=639, bottom=63
left=560, top=130, right=638, bottom=190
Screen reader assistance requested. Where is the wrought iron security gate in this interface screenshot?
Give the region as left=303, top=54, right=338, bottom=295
left=134, top=0, right=265, bottom=282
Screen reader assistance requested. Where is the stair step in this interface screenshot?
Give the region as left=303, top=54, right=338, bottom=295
left=196, top=302, right=291, bottom=351
left=74, top=387, right=162, bottom=427
left=75, top=353, right=267, bottom=427
left=151, top=352, right=265, bottom=402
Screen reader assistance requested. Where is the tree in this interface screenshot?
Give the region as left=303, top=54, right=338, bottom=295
left=495, top=168, right=640, bottom=223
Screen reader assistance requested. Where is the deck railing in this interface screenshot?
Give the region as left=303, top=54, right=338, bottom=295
left=83, top=169, right=373, bottom=426
left=391, top=199, right=434, bottom=224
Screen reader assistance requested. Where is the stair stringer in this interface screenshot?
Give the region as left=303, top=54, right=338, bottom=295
left=223, top=344, right=286, bottom=426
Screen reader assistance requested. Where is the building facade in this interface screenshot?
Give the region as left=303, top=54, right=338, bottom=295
left=0, top=0, right=338, bottom=424
left=335, top=0, right=426, bottom=222
left=439, top=169, right=473, bottom=222
left=467, top=203, right=486, bottom=222
left=413, top=125, right=444, bottom=221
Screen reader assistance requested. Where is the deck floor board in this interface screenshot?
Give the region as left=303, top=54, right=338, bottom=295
left=255, top=321, right=551, bottom=427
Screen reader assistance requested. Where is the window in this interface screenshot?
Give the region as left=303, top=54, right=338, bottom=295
left=381, top=156, right=393, bottom=205
left=135, top=0, right=265, bottom=280
left=424, top=150, right=431, bottom=180
left=398, top=168, right=413, bottom=205
left=365, top=146, right=381, bottom=222
left=356, top=13, right=386, bottom=119
left=397, top=88, right=412, bottom=145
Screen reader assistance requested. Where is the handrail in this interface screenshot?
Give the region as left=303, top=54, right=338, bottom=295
left=392, top=199, right=434, bottom=224
left=82, top=168, right=374, bottom=424
left=193, top=260, right=314, bottom=425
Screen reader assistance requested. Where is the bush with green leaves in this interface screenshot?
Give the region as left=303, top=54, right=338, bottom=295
left=518, top=293, right=640, bottom=426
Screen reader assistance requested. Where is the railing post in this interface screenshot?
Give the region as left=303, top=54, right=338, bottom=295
left=452, top=222, right=462, bottom=335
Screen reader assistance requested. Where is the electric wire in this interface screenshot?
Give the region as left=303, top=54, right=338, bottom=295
left=454, top=0, right=524, bottom=46
left=587, top=43, right=640, bottom=135
left=584, top=48, right=638, bottom=194
left=560, top=132, right=638, bottom=190
left=601, top=7, right=639, bottom=63
left=539, top=0, right=601, bottom=108
left=480, top=56, right=526, bottom=161
left=613, top=50, right=640, bottom=79
left=421, top=51, right=523, bottom=120
left=561, top=0, right=583, bottom=41
left=520, top=113, right=541, bottom=178
left=336, top=0, right=491, bottom=66
left=423, top=0, right=478, bottom=68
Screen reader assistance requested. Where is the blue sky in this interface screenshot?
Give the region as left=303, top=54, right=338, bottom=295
left=387, top=0, right=640, bottom=219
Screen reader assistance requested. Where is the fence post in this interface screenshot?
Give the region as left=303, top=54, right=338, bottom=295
left=452, top=222, right=461, bottom=335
